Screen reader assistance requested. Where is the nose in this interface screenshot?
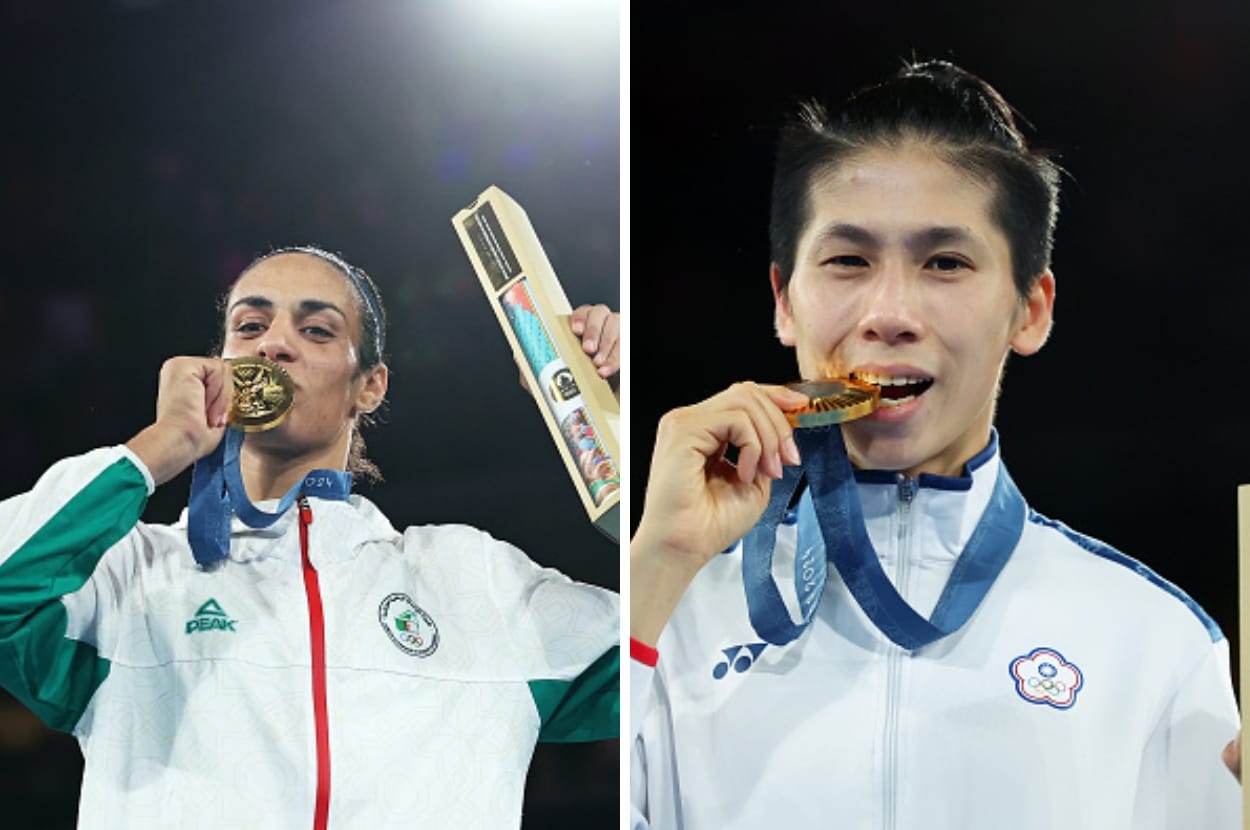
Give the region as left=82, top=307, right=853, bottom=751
left=856, top=260, right=922, bottom=345
left=255, top=316, right=299, bottom=363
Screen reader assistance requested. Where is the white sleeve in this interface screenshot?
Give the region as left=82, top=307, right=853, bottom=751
left=631, top=652, right=685, bottom=830
left=473, top=528, right=621, bottom=741
left=630, top=656, right=655, bottom=829
left=1139, top=637, right=1242, bottom=828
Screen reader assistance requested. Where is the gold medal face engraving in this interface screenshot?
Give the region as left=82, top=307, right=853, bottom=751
left=784, top=378, right=880, bottom=428
left=228, top=356, right=295, bottom=432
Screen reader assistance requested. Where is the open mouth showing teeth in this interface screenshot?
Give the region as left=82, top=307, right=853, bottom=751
left=851, top=372, right=935, bottom=408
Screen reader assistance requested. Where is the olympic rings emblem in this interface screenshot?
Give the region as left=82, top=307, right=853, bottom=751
left=1010, top=646, right=1083, bottom=710
left=1026, top=676, right=1067, bottom=694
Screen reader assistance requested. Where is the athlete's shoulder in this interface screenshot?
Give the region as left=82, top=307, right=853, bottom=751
left=1023, top=509, right=1222, bottom=642
left=397, top=517, right=516, bottom=560
left=395, top=516, right=581, bottom=587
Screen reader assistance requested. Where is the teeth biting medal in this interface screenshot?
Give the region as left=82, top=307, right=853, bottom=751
left=783, top=377, right=880, bottom=428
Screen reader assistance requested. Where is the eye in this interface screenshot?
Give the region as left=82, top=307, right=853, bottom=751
left=821, top=254, right=869, bottom=269
left=925, top=255, right=971, bottom=273
left=234, top=321, right=266, bottom=335
left=302, top=325, right=335, bottom=339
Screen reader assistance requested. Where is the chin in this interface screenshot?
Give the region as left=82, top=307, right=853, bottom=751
left=241, top=422, right=304, bottom=455
left=842, top=424, right=933, bottom=474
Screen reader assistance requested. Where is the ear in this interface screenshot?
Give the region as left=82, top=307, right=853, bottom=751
left=770, top=263, right=796, bottom=346
left=1009, top=270, right=1055, bottom=356
left=353, top=363, right=390, bottom=415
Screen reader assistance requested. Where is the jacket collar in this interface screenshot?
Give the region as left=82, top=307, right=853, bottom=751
left=175, top=494, right=402, bottom=565
left=852, top=430, right=1003, bottom=562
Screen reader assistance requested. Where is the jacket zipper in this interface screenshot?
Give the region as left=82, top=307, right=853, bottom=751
left=299, top=496, right=332, bottom=830
left=883, top=476, right=916, bottom=830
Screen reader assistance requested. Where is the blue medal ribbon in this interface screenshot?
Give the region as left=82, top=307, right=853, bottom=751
left=742, top=426, right=1024, bottom=650
left=187, top=429, right=353, bottom=566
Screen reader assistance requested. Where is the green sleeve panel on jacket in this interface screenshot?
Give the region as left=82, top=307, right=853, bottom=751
left=0, top=457, right=148, bottom=732
left=528, top=645, right=620, bottom=743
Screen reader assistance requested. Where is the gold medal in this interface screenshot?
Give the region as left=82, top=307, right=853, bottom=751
left=227, top=356, right=295, bottom=432
left=784, top=378, right=880, bottom=428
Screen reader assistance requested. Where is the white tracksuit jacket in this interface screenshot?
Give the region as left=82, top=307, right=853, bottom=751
left=0, top=446, right=620, bottom=829
left=631, top=437, right=1240, bottom=829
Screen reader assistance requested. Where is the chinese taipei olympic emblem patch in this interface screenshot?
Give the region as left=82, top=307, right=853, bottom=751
left=1010, top=646, right=1083, bottom=709
left=379, top=593, right=439, bottom=658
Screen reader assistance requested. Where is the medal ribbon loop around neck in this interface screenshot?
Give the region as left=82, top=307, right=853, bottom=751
left=187, top=429, right=353, bottom=567
left=742, top=426, right=1025, bottom=651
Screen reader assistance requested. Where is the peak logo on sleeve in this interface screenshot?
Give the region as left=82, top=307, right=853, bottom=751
left=185, top=598, right=238, bottom=634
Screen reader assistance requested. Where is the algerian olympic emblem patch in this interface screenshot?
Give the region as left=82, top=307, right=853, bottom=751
left=379, top=593, right=439, bottom=658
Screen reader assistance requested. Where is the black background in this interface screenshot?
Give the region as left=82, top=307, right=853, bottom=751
left=630, top=0, right=1250, bottom=775
left=0, top=1, right=618, bottom=827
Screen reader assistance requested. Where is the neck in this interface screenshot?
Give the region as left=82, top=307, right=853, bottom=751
left=237, top=434, right=350, bottom=501
left=845, top=413, right=995, bottom=480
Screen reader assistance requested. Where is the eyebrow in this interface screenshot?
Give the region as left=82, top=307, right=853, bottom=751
left=809, top=223, right=980, bottom=257
left=811, top=223, right=880, bottom=249
left=908, top=226, right=977, bottom=255
left=228, top=295, right=349, bottom=322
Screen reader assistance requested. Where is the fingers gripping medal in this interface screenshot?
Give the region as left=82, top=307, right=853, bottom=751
left=783, top=377, right=880, bottom=428
left=227, top=356, right=295, bottom=432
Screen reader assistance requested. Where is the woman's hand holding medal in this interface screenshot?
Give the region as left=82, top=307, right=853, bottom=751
left=630, top=382, right=809, bottom=645
left=125, top=357, right=233, bottom=487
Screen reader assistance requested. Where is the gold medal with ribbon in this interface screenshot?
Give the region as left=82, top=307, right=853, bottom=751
left=227, top=356, right=295, bottom=432
left=784, top=378, right=880, bottom=428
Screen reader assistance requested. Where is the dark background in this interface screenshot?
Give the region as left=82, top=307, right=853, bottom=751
left=0, top=1, right=619, bottom=827
left=630, top=0, right=1250, bottom=760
